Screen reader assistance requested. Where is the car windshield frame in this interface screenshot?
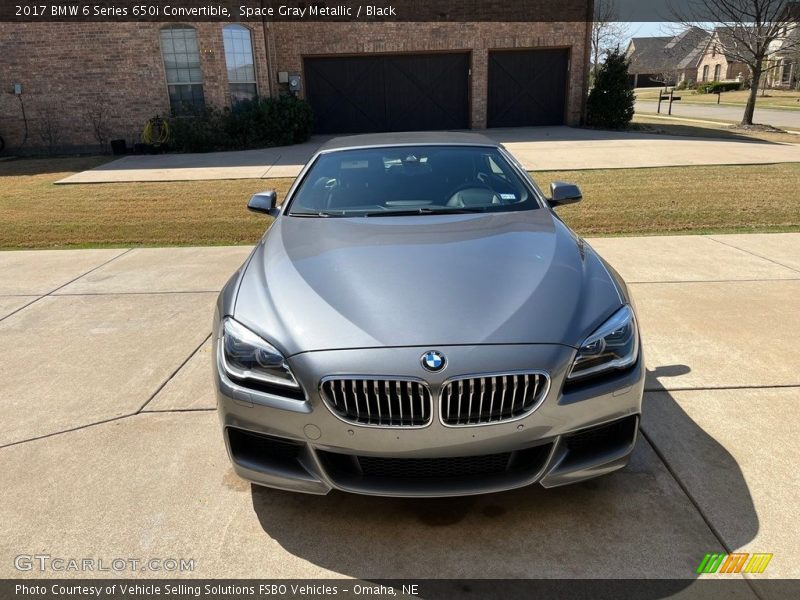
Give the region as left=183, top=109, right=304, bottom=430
left=284, top=144, right=546, bottom=218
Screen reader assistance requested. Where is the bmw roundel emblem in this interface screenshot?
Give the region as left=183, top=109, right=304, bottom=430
left=421, top=351, right=446, bottom=372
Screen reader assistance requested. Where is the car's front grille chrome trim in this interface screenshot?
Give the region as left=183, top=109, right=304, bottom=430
left=320, top=376, right=433, bottom=428
left=439, top=371, right=550, bottom=427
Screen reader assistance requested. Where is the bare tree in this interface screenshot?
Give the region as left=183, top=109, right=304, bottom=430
left=592, top=0, right=631, bottom=81
left=85, top=96, right=114, bottom=153
left=651, top=69, right=681, bottom=86
left=34, top=103, right=62, bottom=155
left=671, top=0, right=800, bottom=125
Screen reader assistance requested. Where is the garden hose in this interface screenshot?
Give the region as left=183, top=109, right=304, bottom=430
left=142, top=116, right=170, bottom=146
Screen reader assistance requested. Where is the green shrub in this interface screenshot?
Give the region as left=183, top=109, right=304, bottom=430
left=696, top=81, right=742, bottom=94
left=256, top=95, right=314, bottom=146
left=167, top=95, right=314, bottom=153
left=167, top=105, right=230, bottom=153
left=695, top=82, right=713, bottom=94
left=587, top=49, right=635, bottom=129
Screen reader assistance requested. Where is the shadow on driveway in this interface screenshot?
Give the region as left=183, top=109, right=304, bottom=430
left=248, top=364, right=757, bottom=595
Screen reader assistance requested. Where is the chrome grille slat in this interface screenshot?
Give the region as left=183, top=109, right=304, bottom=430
left=340, top=379, right=348, bottom=415
left=440, top=372, right=549, bottom=427
left=322, top=378, right=432, bottom=428
left=488, top=376, right=497, bottom=421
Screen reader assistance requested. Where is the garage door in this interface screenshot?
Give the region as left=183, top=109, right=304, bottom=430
left=487, top=49, right=569, bottom=127
left=304, top=53, right=470, bottom=134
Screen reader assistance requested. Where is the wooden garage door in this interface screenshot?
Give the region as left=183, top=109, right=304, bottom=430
left=487, top=49, right=569, bottom=127
left=304, top=53, right=470, bottom=134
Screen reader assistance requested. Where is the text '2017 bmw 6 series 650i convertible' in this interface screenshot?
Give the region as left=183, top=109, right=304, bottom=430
left=213, top=132, right=644, bottom=497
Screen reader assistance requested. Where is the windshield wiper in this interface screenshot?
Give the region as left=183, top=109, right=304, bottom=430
left=291, top=211, right=346, bottom=218
left=363, top=207, right=487, bottom=217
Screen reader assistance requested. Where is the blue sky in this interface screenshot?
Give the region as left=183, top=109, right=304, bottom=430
left=626, top=22, right=674, bottom=39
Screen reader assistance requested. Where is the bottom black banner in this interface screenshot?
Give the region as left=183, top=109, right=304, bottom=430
left=3, top=579, right=800, bottom=600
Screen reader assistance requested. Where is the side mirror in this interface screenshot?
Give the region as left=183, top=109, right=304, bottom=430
left=549, top=181, right=582, bottom=207
left=247, top=191, right=280, bottom=217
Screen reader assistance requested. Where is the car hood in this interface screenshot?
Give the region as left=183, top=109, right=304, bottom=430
left=233, top=210, right=623, bottom=355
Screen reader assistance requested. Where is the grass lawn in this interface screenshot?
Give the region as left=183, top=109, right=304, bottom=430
left=536, top=164, right=800, bottom=236
left=630, top=114, right=800, bottom=143
left=1, top=156, right=799, bottom=249
left=635, top=87, right=800, bottom=110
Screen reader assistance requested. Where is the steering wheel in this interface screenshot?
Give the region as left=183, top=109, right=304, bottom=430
left=446, top=182, right=498, bottom=207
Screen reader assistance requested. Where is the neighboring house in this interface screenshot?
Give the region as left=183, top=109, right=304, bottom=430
left=695, top=27, right=751, bottom=84
left=625, top=27, right=709, bottom=87
left=765, top=23, right=799, bottom=89
left=0, top=17, right=592, bottom=153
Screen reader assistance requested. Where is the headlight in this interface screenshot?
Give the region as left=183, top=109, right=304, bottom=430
left=567, top=305, right=639, bottom=381
left=220, top=318, right=299, bottom=389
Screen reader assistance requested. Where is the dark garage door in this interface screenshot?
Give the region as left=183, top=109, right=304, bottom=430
left=487, top=49, right=568, bottom=127
left=304, top=53, right=470, bottom=134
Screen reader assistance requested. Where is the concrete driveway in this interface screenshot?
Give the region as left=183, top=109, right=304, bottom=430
left=637, top=100, right=800, bottom=130
left=1, top=234, right=798, bottom=593
left=55, top=126, right=800, bottom=184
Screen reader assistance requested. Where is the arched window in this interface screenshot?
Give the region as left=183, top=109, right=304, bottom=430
left=223, top=25, right=257, bottom=104
left=160, top=25, right=205, bottom=115
left=714, top=64, right=721, bottom=81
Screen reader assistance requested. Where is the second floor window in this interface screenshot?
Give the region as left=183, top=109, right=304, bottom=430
left=223, top=25, right=258, bottom=104
left=160, top=26, right=205, bottom=115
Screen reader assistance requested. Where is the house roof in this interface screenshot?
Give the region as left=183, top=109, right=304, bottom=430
left=626, top=27, right=710, bottom=74
left=626, top=36, right=672, bottom=73
left=710, top=26, right=752, bottom=60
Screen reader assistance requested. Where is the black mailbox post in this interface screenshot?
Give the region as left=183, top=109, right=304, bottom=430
left=657, top=88, right=682, bottom=115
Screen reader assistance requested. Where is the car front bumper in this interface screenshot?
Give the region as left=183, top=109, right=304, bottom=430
left=214, top=340, right=644, bottom=497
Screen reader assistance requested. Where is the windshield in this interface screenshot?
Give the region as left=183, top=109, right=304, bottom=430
left=287, top=145, right=540, bottom=217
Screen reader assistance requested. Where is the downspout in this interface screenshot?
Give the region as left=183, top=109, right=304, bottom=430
left=260, top=0, right=275, bottom=97
left=580, top=0, right=595, bottom=126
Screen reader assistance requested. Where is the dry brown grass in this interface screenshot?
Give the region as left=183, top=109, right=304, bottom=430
left=532, top=164, right=800, bottom=236
left=631, top=114, right=800, bottom=144
left=1, top=156, right=799, bottom=248
left=0, top=157, right=294, bottom=249
left=635, top=87, right=800, bottom=110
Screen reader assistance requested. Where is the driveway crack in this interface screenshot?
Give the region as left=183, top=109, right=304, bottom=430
left=0, top=248, right=134, bottom=324
left=708, top=236, right=800, bottom=275
left=136, top=333, right=212, bottom=413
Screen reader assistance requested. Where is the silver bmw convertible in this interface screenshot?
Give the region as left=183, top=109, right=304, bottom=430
left=213, top=132, right=644, bottom=497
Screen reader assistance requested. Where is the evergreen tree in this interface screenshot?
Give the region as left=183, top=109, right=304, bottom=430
left=586, top=49, right=635, bottom=129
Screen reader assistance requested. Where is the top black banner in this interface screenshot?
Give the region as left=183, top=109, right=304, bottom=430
left=0, top=0, right=774, bottom=23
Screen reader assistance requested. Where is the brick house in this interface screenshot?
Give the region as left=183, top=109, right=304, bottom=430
left=695, top=27, right=751, bottom=84
left=0, top=19, right=592, bottom=153
left=625, top=27, right=709, bottom=88
left=764, top=23, right=799, bottom=89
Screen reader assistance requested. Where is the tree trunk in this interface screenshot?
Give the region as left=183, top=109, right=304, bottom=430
left=592, top=40, right=600, bottom=84
left=742, top=63, right=762, bottom=126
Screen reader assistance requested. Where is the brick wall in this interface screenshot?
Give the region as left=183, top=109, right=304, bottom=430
left=696, top=52, right=750, bottom=83
left=0, top=22, right=270, bottom=153
left=0, top=19, right=589, bottom=152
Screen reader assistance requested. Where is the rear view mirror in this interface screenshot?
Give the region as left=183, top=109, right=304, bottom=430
left=549, top=182, right=583, bottom=207
left=248, top=191, right=280, bottom=217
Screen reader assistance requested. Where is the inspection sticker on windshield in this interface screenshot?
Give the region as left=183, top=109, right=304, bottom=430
left=500, top=193, right=516, bottom=201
